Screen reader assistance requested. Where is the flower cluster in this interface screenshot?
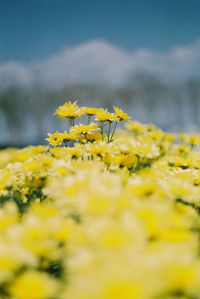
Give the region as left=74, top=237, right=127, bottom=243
left=1, top=101, right=200, bottom=298
left=47, top=101, right=130, bottom=145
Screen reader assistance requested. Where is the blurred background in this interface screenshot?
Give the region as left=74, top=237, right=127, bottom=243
left=1, top=0, right=200, bottom=146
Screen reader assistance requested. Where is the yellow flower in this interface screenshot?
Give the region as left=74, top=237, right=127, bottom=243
left=99, top=225, right=130, bottom=247
left=114, top=106, right=130, bottom=121
left=9, top=270, right=58, bottom=299
left=50, top=145, right=82, bottom=158
left=95, top=109, right=119, bottom=122
left=146, top=124, right=155, bottom=131
left=86, top=141, right=108, bottom=156
left=165, top=133, right=177, bottom=142
left=101, top=280, right=142, bottom=299
left=109, top=153, right=138, bottom=169
left=164, top=264, right=198, bottom=293
left=125, top=121, right=145, bottom=134
left=61, top=131, right=79, bottom=141
left=81, top=107, right=99, bottom=116
left=54, top=101, right=84, bottom=119
left=71, top=123, right=100, bottom=135
left=177, top=144, right=189, bottom=155
left=149, top=130, right=165, bottom=140
left=130, top=181, right=161, bottom=198
left=32, top=146, right=49, bottom=154
left=46, top=131, right=63, bottom=146
left=22, top=160, right=41, bottom=172
left=64, top=147, right=82, bottom=158
left=85, top=132, right=102, bottom=142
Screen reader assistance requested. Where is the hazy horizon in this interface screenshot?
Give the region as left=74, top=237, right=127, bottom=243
left=1, top=37, right=200, bottom=90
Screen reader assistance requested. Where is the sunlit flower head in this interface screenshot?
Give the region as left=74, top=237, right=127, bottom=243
left=81, top=107, right=99, bottom=116
left=95, top=109, right=119, bottom=122
left=70, top=123, right=100, bottom=135
left=114, top=106, right=130, bottom=121
left=54, top=101, right=84, bottom=119
left=46, top=131, right=63, bottom=146
left=61, top=131, right=79, bottom=141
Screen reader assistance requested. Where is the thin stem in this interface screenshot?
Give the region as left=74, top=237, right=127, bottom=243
left=87, top=115, right=91, bottom=124
left=107, top=121, right=111, bottom=143
left=109, top=121, right=118, bottom=142
left=63, top=139, right=68, bottom=147
left=100, top=121, right=104, bottom=141
left=71, top=117, right=75, bottom=126
left=67, top=117, right=72, bottom=130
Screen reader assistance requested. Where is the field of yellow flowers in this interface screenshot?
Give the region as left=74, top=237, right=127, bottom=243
left=1, top=101, right=200, bottom=299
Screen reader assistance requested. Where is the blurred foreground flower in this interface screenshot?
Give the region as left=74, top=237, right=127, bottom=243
left=1, top=100, right=200, bottom=298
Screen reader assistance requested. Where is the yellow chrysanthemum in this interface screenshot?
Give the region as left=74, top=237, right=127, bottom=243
left=54, top=101, right=84, bottom=119
left=81, top=107, right=99, bottom=116
left=9, top=270, right=58, bottom=299
left=180, top=134, right=200, bottom=146
left=61, top=131, right=79, bottom=141
left=70, top=123, right=100, bottom=135
left=86, top=141, right=108, bottom=156
left=95, top=109, right=119, bottom=122
left=46, top=131, right=63, bottom=146
left=125, top=121, right=145, bottom=134
left=114, top=106, right=130, bottom=121
left=85, top=132, right=102, bottom=141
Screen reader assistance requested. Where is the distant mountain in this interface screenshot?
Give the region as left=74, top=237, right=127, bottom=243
left=1, top=39, right=200, bottom=90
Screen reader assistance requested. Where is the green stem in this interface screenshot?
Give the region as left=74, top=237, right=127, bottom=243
left=107, top=121, right=111, bottom=143
left=87, top=115, right=91, bottom=124
left=109, top=121, right=118, bottom=142
left=63, top=139, right=68, bottom=147
left=71, top=117, right=75, bottom=126
left=67, top=117, right=72, bottom=129
left=100, top=121, right=104, bottom=141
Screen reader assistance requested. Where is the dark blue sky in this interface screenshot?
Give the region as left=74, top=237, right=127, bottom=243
left=0, top=0, right=200, bottom=62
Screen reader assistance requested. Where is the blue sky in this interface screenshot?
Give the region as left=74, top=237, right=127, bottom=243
left=0, top=0, right=200, bottom=62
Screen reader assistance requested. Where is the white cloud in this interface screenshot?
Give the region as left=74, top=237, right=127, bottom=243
left=35, top=40, right=132, bottom=86
left=1, top=38, right=200, bottom=89
left=0, top=62, right=32, bottom=90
